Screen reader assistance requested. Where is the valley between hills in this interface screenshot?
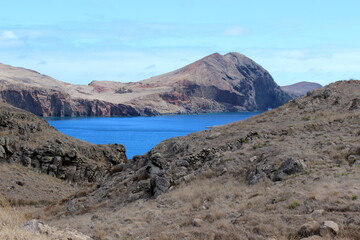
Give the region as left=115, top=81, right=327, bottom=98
left=0, top=53, right=359, bottom=240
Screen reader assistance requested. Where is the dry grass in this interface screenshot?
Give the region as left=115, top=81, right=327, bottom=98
left=0, top=196, right=50, bottom=240
left=44, top=170, right=360, bottom=239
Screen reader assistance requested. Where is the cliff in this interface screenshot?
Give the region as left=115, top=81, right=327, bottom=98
left=45, top=80, right=360, bottom=239
left=0, top=53, right=292, bottom=116
left=0, top=100, right=127, bottom=183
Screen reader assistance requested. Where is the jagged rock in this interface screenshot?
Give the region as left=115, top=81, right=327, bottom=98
left=151, top=176, right=170, bottom=197
left=134, top=179, right=151, bottom=193
left=53, top=156, right=62, bottom=166
left=0, top=136, right=8, bottom=146
left=0, top=145, right=5, bottom=158
left=297, top=221, right=320, bottom=238
left=349, top=98, right=360, bottom=110
left=246, top=167, right=268, bottom=185
left=273, top=158, right=306, bottom=181
left=319, top=221, right=339, bottom=237
left=150, top=152, right=167, bottom=169
left=176, top=160, right=190, bottom=167
left=348, top=155, right=360, bottom=166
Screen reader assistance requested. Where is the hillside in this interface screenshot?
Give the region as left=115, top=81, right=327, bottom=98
left=0, top=100, right=127, bottom=185
left=0, top=53, right=291, bottom=117
left=42, top=80, right=360, bottom=239
left=281, top=81, right=322, bottom=97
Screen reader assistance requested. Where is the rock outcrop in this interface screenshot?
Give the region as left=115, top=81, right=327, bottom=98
left=0, top=52, right=292, bottom=116
left=0, top=100, right=127, bottom=182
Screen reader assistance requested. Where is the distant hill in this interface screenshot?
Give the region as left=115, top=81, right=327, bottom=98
left=281, top=81, right=322, bottom=97
left=0, top=52, right=292, bottom=116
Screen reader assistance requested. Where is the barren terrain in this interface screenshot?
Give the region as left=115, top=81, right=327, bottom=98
left=35, top=80, right=360, bottom=240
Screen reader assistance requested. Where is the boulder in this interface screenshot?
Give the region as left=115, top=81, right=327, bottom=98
left=41, top=156, right=53, bottom=163
left=150, top=152, right=167, bottom=169
left=192, top=218, right=203, bottom=227
left=297, top=221, right=320, bottom=238
left=311, top=209, right=325, bottom=219
left=151, top=176, right=170, bottom=197
left=110, top=163, right=126, bottom=174
left=273, top=158, right=306, bottom=181
left=319, top=221, right=339, bottom=237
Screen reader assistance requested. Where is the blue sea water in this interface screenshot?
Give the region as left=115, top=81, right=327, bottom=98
left=47, top=112, right=260, bottom=159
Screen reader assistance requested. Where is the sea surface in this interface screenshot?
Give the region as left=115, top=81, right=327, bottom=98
left=47, top=112, right=260, bottom=159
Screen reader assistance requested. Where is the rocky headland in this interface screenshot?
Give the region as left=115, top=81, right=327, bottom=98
left=0, top=52, right=292, bottom=117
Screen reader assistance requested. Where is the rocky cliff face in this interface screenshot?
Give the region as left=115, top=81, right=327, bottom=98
left=0, top=100, right=127, bottom=182
left=0, top=88, right=142, bottom=117
left=46, top=81, right=360, bottom=239
left=0, top=53, right=292, bottom=116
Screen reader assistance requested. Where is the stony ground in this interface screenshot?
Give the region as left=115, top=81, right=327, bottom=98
left=35, top=80, right=360, bottom=239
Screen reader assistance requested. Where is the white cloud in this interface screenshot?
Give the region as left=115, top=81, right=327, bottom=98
left=224, top=26, right=246, bottom=36
left=1, top=30, right=18, bottom=40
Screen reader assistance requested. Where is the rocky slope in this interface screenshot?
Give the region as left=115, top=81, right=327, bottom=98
left=0, top=100, right=127, bottom=184
left=281, top=81, right=322, bottom=97
left=43, top=80, right=360, bottom=239
left=0, top=53, right=291, bottom=116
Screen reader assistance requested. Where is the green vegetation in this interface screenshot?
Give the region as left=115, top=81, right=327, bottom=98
left=288, top=201, right=300, bottom=209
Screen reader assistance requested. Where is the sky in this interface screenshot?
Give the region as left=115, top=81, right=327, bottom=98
left=0, top=1, right=359, bottom=86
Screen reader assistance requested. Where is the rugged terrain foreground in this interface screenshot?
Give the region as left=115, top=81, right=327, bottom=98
left=36, top=80, right=360, bottom=239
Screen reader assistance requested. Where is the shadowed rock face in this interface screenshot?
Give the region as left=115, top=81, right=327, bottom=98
left=0, top=89, right=142, bottom=117
left=0, top=52, right=291, bottom=116
left=0, top=100, right=127, bottom=182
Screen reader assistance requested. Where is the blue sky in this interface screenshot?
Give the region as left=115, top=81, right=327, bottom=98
left=1, top=1, right=359, bottom=86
